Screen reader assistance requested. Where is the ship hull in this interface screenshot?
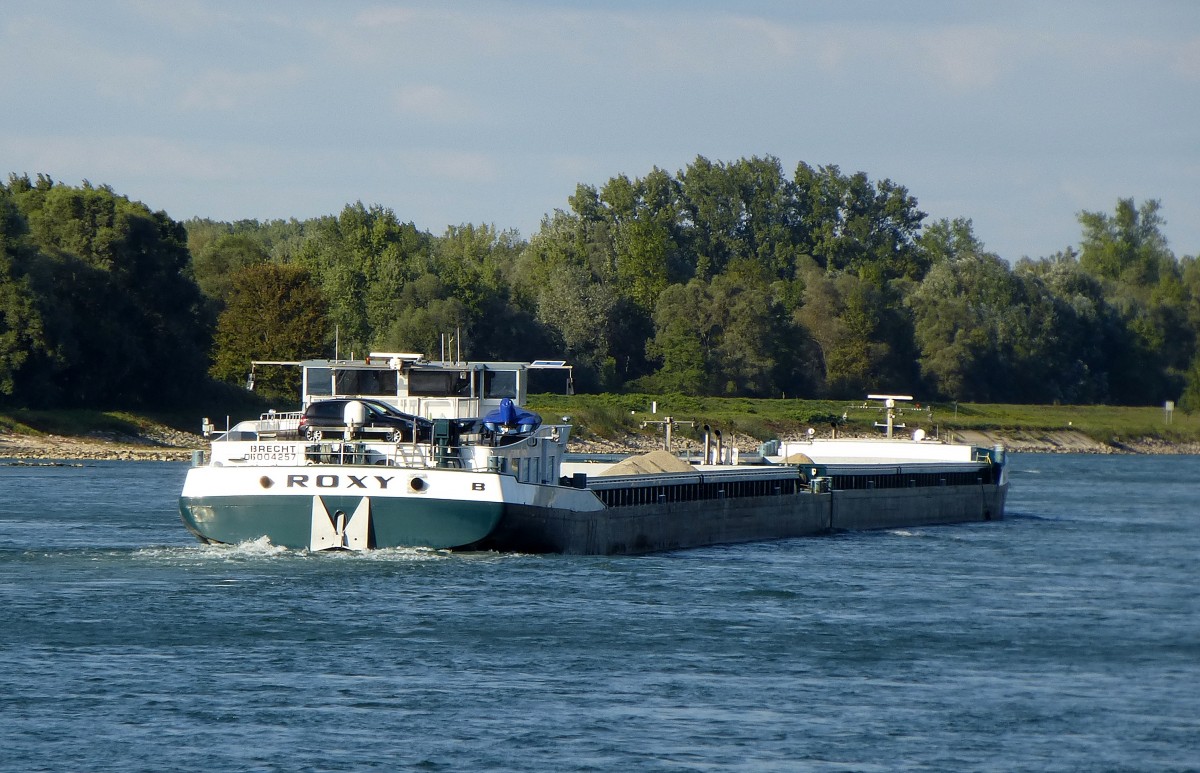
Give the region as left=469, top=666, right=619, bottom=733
left=179, top=457, right=1007, bottom=555
left=179, top=465, right=505, bottom=550
left=180, top=493, right=504, bottom=550
left=472, top=482, right=1007, bottom=555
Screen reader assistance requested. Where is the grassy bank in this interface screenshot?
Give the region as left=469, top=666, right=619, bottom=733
left=2, top=396, right=1197, bottom=449
left=0, top=409, right=186, bottom=438
left=0, top=386, right=268, bottom=441
left=525, top=394, right=1200, bottom=447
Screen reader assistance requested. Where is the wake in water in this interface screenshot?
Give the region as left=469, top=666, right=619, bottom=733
left=133, top=537, right=531, bottom=565
left=134, top=537, right=444, bottom=563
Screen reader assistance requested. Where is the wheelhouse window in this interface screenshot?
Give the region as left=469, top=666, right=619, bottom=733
left=483, top=369, right=518, bottom=399
left=333, top=368, right=398, bottom=397
left=305, top=367, right=333, bottom=396
left=409, top=369, right=472, bottom=397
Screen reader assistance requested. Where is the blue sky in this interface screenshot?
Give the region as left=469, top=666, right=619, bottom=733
left=3, top=1, right=1197, bottom=262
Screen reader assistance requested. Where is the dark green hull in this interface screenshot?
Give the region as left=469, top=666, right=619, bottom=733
left=473, top=482, right=1007, bottom=555
left=179, top=493, right=504, bottom=550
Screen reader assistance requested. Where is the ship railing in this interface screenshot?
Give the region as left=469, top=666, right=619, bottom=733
left=256, top=410, right=303, bottom=437
left=393, top=444, right=441, bottom=468
left=478, top=422, right=569, bottom=447
left=469, top=424, right=572, bottom=483
left=973, top=445, right=1006, bottom=465
left=213, top=422, right=572, bottom=472
left=302, top=441, right=437, bottom=468
left=588, top=466, right=800, bottom=490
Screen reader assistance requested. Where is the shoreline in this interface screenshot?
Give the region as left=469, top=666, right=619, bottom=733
left=2, top=427, right=1199, bottom=463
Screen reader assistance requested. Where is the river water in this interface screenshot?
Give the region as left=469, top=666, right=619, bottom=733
left=0, top=454, right=1197, bottom=772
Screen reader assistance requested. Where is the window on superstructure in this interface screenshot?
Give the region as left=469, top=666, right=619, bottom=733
left=483, top=369, right=518, bottom=399
left=306, top=367, right=333, bottom=396
left=409, top=370, right=471, bottom=397
left=333, top=368, right=398, bottom=397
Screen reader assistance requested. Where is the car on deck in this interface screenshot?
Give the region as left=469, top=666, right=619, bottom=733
left=299, top=398, right=433, bottom=442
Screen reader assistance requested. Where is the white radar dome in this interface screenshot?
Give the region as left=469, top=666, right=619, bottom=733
left=344, top=400, right=368, bottom=427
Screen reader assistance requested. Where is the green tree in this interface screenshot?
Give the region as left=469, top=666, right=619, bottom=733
left=190, top=232, right=271, bottom=312
left=1076, top=198, right=1190, bottom=403
left=375, top=273, right=471, bottom=357
left=0, top=184, right=45, bottom=400
left=645, top=279, right=715, bottom=394
left=793, top=268, right=892, bottom=397
left=512, top=207, right=631, bottom=389
left=794, top=163, right=927, bottom=283
left=677, top=155, right=806, bottom=282
left=707, top=271, right=784, bottom=396
left=601, top=167, right=688, bottom=312
left=185, top=217, right=315, bottom=265
left=906, top=251, right=1028, bottom=401
left=535, top=262, right=620, bottom=390
left=1179, top=353, right=1200, bottom=412
left=642, top=271, right=791, bottom=397
left=424, top=223, right=551, bottom=362
left=918, top=217, right=986, bottom=266
left=1014, top=253, right=1113, bottom=403
left=210, top=263, right=328, bottom=403
left=432, top=223, right=522, bottom=317
left=1180, top=255, right=1200, bottom=391
left=294, top=203, right=433, bottom=357
left=1079, top=198, right=1171, bottom=284
left=7, top=177, right=209, bottom=407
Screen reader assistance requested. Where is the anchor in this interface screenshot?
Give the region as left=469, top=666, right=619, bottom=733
left=309, top=496, right=370, bottom=551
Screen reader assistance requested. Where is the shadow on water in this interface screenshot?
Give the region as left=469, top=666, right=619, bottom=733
left=1002, top=511, right=1061, bottom=521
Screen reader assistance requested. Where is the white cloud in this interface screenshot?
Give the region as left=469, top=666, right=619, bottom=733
left=116, top=0, right=243, bottom=34
left=351, top=6, right=424, bottom=29
left=1172, top=36, right=1200, bottom=80
left=178, top=66, right=306, bottom=112
left=393, top=85, right=478, bottom=123
left=549, top=154, right=601, bottom=180
left=4, top=1, right=1198, bottom=259
left=1, top=135, right=239, bottom=181
left=0, top=13, right=163, bottom=102
left=317, top=6, right=510, bottom=68
left=725, top=15, right=801, bottom=60
left=914, top=27, right=1015, bottom=91
left=405, top=150, right=499, bottom=183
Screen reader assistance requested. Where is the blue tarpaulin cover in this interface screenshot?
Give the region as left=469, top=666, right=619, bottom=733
left=482, top=398, right=541, bottom=433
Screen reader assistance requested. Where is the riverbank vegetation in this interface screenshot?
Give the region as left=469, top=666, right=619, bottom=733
left=525, top=394, right=1200, bottom=448
left=3, top=397, right=1198, bottom=455
left=2, top=158, right=1200, bottom=418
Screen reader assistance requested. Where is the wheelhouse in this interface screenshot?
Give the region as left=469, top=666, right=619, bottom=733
left=253, top=353, right=572, bottom=421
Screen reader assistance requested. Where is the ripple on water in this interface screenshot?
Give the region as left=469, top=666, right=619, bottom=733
left=0, top=455, right=1198, bottom=771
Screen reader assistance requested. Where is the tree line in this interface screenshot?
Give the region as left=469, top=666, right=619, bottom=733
left=3, top=158, right=1199, bottom=412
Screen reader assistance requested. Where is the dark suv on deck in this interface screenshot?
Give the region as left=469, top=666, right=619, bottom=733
left=299, top=399, right=433, bottom=442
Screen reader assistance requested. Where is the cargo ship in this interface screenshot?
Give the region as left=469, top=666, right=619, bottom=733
left=178, top=355, right=1007, bottom=554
